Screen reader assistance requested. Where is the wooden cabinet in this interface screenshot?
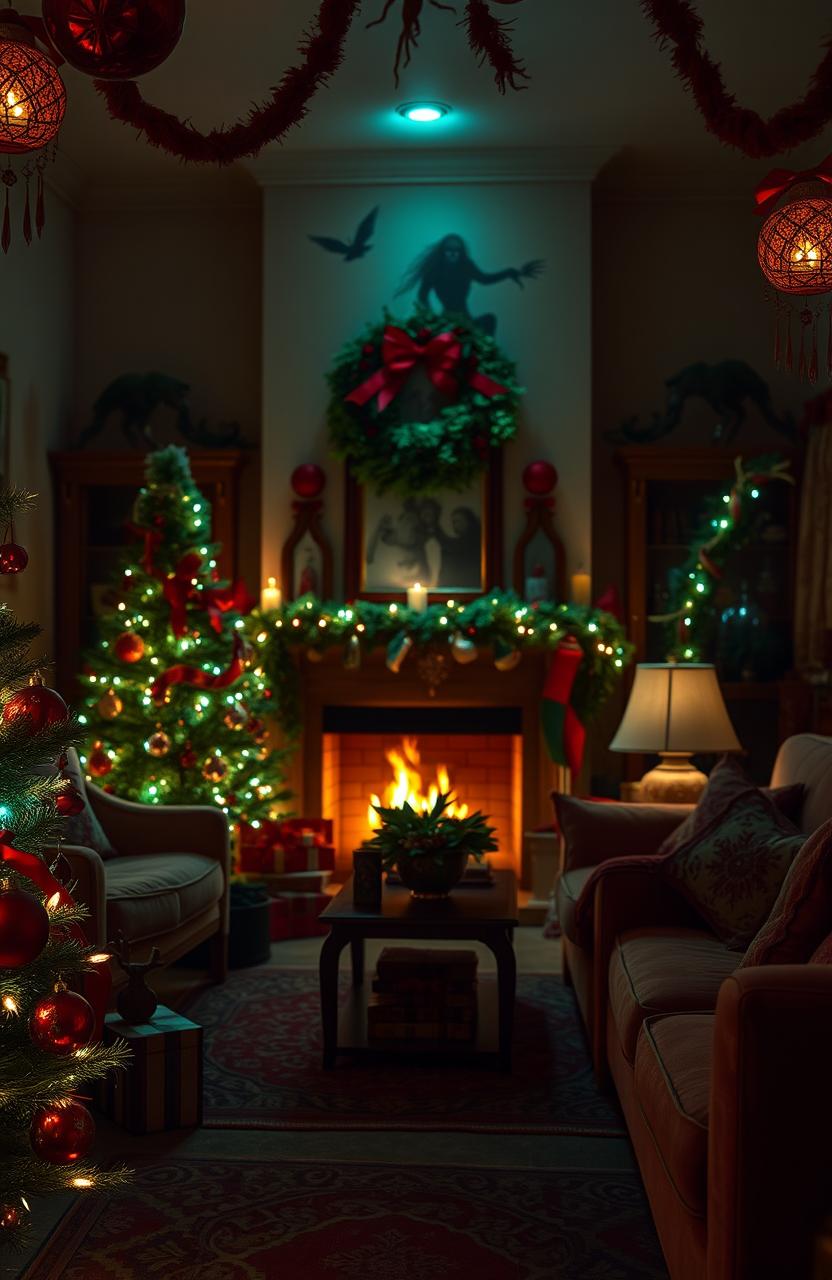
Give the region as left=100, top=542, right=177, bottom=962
left=49, top=450, right=247, bottom=698
left=616, top=446, right=801, bottom=782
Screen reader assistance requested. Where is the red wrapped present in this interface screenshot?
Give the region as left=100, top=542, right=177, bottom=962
left=238, top=820, right=335, bottom=874
left=279, top=817, right=333, bottom=849
left=273, top=844, right=335, bottom=874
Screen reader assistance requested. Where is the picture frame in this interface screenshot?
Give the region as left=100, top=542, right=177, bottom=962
left=344, top=452, right=503, bottom=602
left=0, top=354, right=9, bottom=489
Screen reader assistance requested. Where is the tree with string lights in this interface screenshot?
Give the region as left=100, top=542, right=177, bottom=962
left=79, top=445, right=290, bottom=825
left=0, top=487, right=129, bottom=1253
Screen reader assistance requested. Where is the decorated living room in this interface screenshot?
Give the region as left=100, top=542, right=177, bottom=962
left=2, top=2, right=832, bottom=1278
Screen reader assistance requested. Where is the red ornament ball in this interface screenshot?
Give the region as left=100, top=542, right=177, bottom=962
left=114, top=631, right=145, bottom=663
left=55, top=784, right=85, bottom=817
left=0, top=18, right=66, bottom=155
left=0, top=541, right=28, bottom=574
left=0, top=889, right=49, bottom=968
left=88, top=742, right=112, bottom=777
left=758, top=197, right=832, bottom=294
left=0, top=1202, right=26, bottom=1231
left=3, top=682, right=68, bottom=732
left=179, top=741, right=197, bottom=769
left=522, top=460, right=558, bottom=496
left=290, top=464, right=326, bottom=500
left=30, top=1100, right=95, bottom=1164
left=29, top=989, right=95, bottom=1055
left=42, top=0, right=186, bottom=80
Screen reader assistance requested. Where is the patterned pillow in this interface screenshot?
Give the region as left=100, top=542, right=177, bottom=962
left=58, top=750, right=118, bottom=860
left=741, top=818, right=832, bottom=966
left=661, top=788, right=804, bottom=948
left=658, top=755, right=804, bottom=856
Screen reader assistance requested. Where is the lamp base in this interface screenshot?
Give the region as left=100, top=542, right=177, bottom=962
left=639, top=753, right=707, bottom=804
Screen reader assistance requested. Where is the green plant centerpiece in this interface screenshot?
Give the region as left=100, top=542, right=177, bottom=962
left=367, top=792, right=498, bottom=899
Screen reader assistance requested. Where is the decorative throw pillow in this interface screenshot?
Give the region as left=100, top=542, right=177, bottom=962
left=741, top=818, right=832, bottom=966
left=58, top=750, right=118, bottom=860
left=657, top=755, right=805, bottom=857
left=661, top=788, right=804, bottom=948
left=553, top=794, right=692, bottom=872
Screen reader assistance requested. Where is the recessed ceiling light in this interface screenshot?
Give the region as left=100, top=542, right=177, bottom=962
left=397, top=102, right=451, bottom=124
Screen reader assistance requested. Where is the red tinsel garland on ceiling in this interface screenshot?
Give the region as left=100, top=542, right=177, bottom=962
left=93, top=0, right=528, bottom=166
left=643, top=0, right=832, bottom=158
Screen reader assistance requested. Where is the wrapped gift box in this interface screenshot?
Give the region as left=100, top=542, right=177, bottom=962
left=238, top=819, right=335, bottom=875
left=96, top=1005, right=202, bottom=1135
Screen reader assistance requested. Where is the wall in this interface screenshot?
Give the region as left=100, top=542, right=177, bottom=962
left=0, top=192, right=75, bottom=654
left=260, top=153, right=599, bottom=595
left=74, top=192, right=263, bottom=588
left=590, top=192, right=807, bottom=783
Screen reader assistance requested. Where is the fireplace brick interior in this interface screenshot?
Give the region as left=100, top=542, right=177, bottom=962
left=322, top=729, right=523, bottom=877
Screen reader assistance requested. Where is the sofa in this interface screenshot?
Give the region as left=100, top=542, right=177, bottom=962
left=50, top=751, right=230, bottom=987
left=555, top=733, right=832, bottom=1280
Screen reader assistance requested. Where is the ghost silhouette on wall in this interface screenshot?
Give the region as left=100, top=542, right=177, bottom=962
left=396, top=233, right=544, bottom=335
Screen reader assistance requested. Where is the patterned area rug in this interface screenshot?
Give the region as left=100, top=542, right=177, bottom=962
left=26, top=1156, right=668, bottom=1280
left=185, top=969, right=625, bottom=1134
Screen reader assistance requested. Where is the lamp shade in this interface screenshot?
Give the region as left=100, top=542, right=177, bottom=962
left=610, top=663, right=740, bottom=754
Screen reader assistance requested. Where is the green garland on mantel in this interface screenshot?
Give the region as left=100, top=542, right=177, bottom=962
left=249, top=591, right=633, bottom=742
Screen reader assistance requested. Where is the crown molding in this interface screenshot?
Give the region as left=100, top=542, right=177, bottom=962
left=246, top=145, right=618, bottom=188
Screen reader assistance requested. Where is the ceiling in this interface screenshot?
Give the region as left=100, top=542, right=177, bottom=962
left=54, top=0, right=832, bottom=196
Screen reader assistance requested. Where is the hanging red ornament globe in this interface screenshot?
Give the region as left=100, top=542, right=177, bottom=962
left=0, top=540, right=27, bottom=573
left=2, top=677, right=68, bottom=732
left=87, top=740, right=112, bottom=777
left=42, top=0, right=186, bottom=80
left=0, top=10, right=65, bottom=154
left=758, top=197, right=832, bottom=295
left=0, top=887, right=49, bottom=967
left=55, top=783, right=84, bottom=816
left=522, top=460, right=558, bottom=496
left=114, top=630, right=144, bottom=663
left=0, top=1201, right=26, bottom=1231
left=30, top=1099, right=95, bottom=1164
left=29, top=988, right=95, bottom=1055
left=145, top=729, right=170, bottom=757
left=291, top=463, right=326, bottom=500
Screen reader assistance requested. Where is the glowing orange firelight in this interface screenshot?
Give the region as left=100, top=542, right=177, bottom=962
left=368, top=737, right=469, bottom=830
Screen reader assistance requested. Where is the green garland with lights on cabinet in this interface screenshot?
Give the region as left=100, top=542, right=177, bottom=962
left=79, top=447, right=291, bottom=823
left=251, top=591, right=634, bottom=747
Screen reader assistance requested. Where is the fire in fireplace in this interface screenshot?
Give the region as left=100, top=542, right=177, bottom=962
left=368, top=736, right=470, bottom=829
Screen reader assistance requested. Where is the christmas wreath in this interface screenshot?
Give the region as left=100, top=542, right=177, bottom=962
left=327, top=309, right=522, bottom=494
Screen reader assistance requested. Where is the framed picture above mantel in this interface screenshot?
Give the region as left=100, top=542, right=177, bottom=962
left=343, top=452, right=503, bottom=603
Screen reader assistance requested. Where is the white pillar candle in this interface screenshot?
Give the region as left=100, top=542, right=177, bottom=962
left=571, top=570, right=591, bottom=608
left=407, top=582, right=428, bottom=613
left=261, top=576, right=282, bottom=612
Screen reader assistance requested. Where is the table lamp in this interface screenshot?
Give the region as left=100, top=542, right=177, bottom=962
left=609, top=663, right=741, bottom=803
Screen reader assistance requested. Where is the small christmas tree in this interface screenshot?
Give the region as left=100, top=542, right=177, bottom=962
left=0, top=487, right=128, bottom=1252
left=80, top=446, right=289, bottom=823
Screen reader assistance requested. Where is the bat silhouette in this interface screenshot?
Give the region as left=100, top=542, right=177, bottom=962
left=308, top=206, right=379, bottom=261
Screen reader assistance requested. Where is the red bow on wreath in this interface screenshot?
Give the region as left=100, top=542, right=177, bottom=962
left=346, top=325, right=508, bottom=414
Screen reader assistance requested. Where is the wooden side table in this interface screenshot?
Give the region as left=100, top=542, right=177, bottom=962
left=318, top=871, right=518, bottom=1071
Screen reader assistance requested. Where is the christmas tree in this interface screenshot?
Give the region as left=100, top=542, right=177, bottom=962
left=0, top=487, right=128, bottom=1252
left=80, top=446, right=289, bottom=824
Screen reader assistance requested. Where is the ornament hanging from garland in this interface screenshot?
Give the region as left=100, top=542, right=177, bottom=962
left=42, top=0, right=186, bottom=79
left=0, top=886, right=50, bottom=967
left=328, top=310, right=521, bottom=493
left=755, top=160, right=832, bottom=380
left=30, top=1099, right=95, bottom=1163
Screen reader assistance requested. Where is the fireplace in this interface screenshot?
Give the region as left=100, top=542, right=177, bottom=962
left=292, top=649, right=562, bottom=885
left=322, top=706, right=524, bottom=876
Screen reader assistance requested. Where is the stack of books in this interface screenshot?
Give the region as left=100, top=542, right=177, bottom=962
left=367, top=947, right=478, bottom=1044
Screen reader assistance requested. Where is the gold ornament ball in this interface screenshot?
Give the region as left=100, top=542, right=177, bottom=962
left=202, top=755, right=228, bottom=783
left=223, top=705, right=247, bottom=731
left=97, top=688, right=123, bottom=720
left=146, top=731, right=171, bottom=758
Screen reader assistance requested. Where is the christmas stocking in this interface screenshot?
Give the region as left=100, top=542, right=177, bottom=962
left=541, top=636, right=586, bottom=777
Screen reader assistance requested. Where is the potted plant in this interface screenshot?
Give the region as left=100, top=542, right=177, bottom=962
left=367, top=792, right=498, bottom=899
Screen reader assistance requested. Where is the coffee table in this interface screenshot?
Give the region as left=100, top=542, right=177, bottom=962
left=318, top=870, right=518, bottom=1071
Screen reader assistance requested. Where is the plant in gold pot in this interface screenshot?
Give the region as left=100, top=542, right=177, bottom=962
left=367, top=792, right=497, bottom=899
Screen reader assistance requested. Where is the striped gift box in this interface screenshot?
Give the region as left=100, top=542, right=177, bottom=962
left=97, top=1005, right=203, bottom=1135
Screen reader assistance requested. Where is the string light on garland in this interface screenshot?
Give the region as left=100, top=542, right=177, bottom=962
left=648, top=454, right=794, bottom=660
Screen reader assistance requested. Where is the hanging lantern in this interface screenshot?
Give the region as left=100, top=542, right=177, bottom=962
left=42, top=0, right=186, bottom=80
left=755, top=165, right=832, bottom=381
left=0, top=10, right=65, bottom=154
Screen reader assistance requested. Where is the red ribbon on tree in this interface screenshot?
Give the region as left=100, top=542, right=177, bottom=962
left=150, top=632, right=247, bottom=705
left=0, top=832, right=110, bottom=1037
left=126, top=525, right=254, bottom=636
left=346, top=325, right=508, bottom=414
left=754, top=156, right=832, bottom=216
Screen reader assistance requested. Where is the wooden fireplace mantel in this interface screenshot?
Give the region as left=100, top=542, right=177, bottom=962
left=294, top=648, right=561, bottom=888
